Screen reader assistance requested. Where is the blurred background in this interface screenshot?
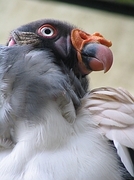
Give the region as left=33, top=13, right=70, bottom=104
left=0, top=0, right=134, bottom=94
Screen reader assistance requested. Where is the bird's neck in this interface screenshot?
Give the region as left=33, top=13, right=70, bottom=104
left=13, top=100, right=74, bottom=150
left=0, top=100, right=76, bottom=170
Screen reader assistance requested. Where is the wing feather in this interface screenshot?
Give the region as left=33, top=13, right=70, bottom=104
left=84, top=87, right=134, bottom=176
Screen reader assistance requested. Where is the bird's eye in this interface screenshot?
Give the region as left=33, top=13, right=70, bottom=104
left=41, top=27, right=54, bottom=36
left=38, top=24, right=57, bottom=38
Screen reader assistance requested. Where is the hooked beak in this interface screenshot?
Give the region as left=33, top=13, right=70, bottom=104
left=71, top=29, right=113, bottom=75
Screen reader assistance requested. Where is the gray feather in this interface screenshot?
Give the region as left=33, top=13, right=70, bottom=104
left=0, top=45, right=87, bottom=133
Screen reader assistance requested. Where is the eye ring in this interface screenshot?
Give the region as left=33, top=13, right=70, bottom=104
left=38, top=24, right=57, bottom=38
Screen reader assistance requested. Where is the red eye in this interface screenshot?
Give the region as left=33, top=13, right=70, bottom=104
left=38, top=24, right=57, bottom=38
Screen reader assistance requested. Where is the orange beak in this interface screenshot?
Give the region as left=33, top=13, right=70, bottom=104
left=71, top=29, right=113, bottom=75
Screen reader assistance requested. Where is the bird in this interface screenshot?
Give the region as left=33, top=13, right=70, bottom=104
left=0, top=19, right=133, bottom=180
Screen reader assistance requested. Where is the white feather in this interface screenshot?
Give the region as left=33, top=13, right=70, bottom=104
left=0, top=100, right=122, bottom=180
left=87, top=87, right=134, bottom=176
left=114, top=141, right=134, bottom=177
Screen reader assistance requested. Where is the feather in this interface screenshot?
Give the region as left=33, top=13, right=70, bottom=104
left=114, top=141, right=134, bottom=177
left=86, top=87, right=134, bottom=176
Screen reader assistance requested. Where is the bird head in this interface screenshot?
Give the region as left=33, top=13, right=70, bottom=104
left=7, top=19, right=113, bottom=77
